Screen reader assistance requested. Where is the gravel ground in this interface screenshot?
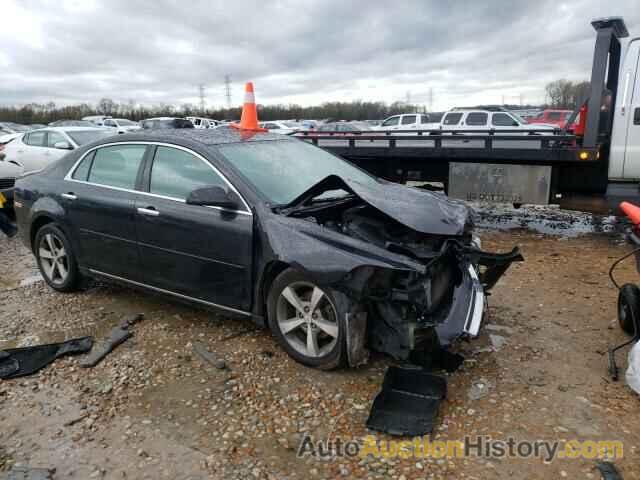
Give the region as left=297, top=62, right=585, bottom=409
left=1, top=225, right=640, bottom=479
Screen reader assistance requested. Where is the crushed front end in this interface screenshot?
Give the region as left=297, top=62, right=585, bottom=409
left=362, top=241, right=523, bottom=361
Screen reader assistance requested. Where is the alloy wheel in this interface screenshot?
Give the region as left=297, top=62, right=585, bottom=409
left=276, top=281, right=339, bottom=358
left=38, top=233, right=69, bottom=285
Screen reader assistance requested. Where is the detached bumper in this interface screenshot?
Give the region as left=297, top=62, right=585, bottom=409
left=432, top=247, right=523, bottom=348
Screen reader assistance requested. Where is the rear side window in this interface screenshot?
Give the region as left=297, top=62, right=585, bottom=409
left=24, top=131, right=46, bottom=147
left=548, top=112, right=563, bottom=120
left=150, top=146, right=227, bottom=200
left=88, top=145, right=146, bottom=189
left=71, top=151, right=95, bottom=181
left=492, top=113, right=518, bottom=126
left=465, top=112, right=488, bottom=126
left=401, top=115, right=417, bottom=125
left=442, top=113, right=463, bottom=125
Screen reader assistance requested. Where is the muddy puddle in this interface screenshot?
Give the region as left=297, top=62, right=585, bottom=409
left=472, top=202, right=626, bottom=238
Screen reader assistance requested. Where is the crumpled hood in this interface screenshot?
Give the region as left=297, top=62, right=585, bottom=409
left=285, top=175, right=473, bottom=236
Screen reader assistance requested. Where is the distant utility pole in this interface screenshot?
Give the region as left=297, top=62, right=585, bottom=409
left=224, top=75, right=232, bottom=109
left=405, top=90, right=412, bottom=105
left=428, top=88, right=433, bottom=112
left=198, top=84, right=206, bottom=114
left=519, top=93, right=523, bottom=106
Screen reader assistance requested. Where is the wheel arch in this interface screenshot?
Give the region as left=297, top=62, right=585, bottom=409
left=254, top=260, right=290, bottom=321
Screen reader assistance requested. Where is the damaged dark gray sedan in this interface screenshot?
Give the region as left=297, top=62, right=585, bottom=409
left=14, top=128, right=522, bottom=369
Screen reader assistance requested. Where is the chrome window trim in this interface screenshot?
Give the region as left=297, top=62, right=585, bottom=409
left=63, top=141, right=252, bottom=216
left=89, top=268, right=252, bottom=317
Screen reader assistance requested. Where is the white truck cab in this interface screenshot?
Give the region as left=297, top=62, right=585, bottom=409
left=608, top=35, right=640, bottom=180
left=186, top=117, right=218, bottom=129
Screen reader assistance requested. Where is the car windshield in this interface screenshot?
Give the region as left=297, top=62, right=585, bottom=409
left=66, top=129, right=115, bottom=146
left=218, top=139, right=378, bottom=205
left=116, top=119, right=137, bottom=126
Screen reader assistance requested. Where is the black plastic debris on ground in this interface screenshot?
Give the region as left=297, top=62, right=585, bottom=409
left=366, top=366, right=447, bottom=436
left=596, top=461, right=623, bottom=480
left=80, top=313, right=143, bottom=368
left=0, top=337, right=93, bottom=380
left=410, top=348, right=465, bottom=373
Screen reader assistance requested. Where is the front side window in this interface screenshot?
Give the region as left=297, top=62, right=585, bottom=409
left=465, top=112, right=488, bottom=126
left=548, top=112, right=563, bottom=120
left=24, top=131, right=46, bottom=147
left=88, top=144, right=146, bottom=189
left=401, top=115, right=417, bottom=125
left=492, top=113, right=519, bottom=127
left=150, top=146, right=227, bottom=200
left=381, top=116, right=399, bottom=127
left=104, top=119, right=116, bottom=127
left=442, top=113, right=463, bottom=125
left=47, top=131, right=67, bottom=147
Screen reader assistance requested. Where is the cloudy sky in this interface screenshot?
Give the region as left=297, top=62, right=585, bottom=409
left=1, top=0, right=639, bottom=111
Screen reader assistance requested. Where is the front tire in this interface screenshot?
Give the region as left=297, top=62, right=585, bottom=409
left=618, top=284, right=640, bottom=336
left=267, top=268, right=347, bottom=370
left=34, top=223, right=81, bottom=292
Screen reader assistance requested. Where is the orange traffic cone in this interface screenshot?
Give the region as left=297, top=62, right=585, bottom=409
left=231, top=82, right=267, bottom=132
left=621, top=201, right=640, bottom=225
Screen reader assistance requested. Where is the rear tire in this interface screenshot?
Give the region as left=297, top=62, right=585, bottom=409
left=267, top=268, right=347, bottom=370
left=618, top=283, right=640, bottom=336
left=34, top=223, right=81, bottom=292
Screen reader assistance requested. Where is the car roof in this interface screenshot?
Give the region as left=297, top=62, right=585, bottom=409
left=40, top=126, right=107, bottom=132
left=107, top=127, right=286, bottom=147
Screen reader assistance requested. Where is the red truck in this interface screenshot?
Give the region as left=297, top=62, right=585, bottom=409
left=528, top=109, right=579, bottom=129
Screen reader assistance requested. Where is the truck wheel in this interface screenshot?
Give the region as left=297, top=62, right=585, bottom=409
left=267, top=268, right=347, bottom=370
left=618, top=284, right=640, bottom=336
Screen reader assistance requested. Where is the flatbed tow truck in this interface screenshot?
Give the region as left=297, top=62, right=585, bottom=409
left=294, top=17, right=639, bottom=210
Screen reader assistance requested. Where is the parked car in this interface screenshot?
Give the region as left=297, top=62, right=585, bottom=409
left=140, top=117, right=195, bottom=130
left=0, top=122, right=31, bottom=137
left=528, top=109, right=578, bottom=129
left=377, top=113, right=439, bottom=131
left=185, top=117, right=219, bottom=129
left=0, top=157, right=23, bottom=210
left=315, top=121, right=373, bottom=132
left=49, top=120, right=97, bottom=128
left=259, top=121, right=297, bottom=134
left=13, top=128, right=521, bottom=369
left=2, top=127, right=115, bottom=174
left=82, top=115, right=112, bottom=126
left=101, top=118, right=141, bottom=134
left=438, top=107, right=557, bottom=133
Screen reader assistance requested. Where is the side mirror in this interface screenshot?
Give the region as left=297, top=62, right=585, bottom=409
left=53, top=141, right=72, bottom=150
left=186, top=185, right=238, bottom=209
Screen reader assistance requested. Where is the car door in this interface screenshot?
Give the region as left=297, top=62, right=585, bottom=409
left=63, top=143, right=149, bottom=280
left=135, top=145, right=253, bottom=312
left=379, top=116, right=400, bottom=131
left=46, top=130, right=73, bottom=163
left=17, top=131, right=49, bottom=172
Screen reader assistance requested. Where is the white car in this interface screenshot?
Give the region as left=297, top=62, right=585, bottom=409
left=259, top=121, right=297, bottom=134
left=102, top=118, right=141, bottom=134
left=185, top=117, right=219, bottom=129
left=377, top=113, right=439, bottom=131
left=439, top=108, right=556, bottom=133
left=2, top=127, right=115, bottom=174
left=82, top=115, right=112, bottom=126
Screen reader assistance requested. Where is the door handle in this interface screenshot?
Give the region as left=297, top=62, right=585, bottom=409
left=634, top=107, right=640, bottom=125
left=137, top=207, right=160, bottom=217
left=61, top=192, right=77, bottom=200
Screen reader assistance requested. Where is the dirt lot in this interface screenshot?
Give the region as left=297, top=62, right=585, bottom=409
left=1, top=219, right=639, bottom=479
